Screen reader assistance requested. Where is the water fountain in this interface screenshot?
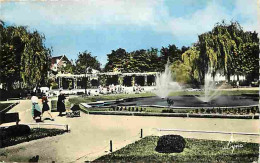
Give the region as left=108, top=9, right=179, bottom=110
left=154, top=61, right=181, bottom=99
left=82, top=64, right=258, bottom=108
left=196, top=69, right=224, bottom=103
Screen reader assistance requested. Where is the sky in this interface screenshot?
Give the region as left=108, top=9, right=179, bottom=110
left=1, top=0, right=259, bottom=67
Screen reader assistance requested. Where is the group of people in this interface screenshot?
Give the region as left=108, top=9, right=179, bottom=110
left=31, top=91, right=66, bottom=122
left=98, top=84, right=125, bottom=94
left=133, top=84, right=144, bottom=93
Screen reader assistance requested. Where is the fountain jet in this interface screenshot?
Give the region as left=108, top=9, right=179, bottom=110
left=154, top=61, right=181, bottom=98
left=196, top=68, right=224, bottom=103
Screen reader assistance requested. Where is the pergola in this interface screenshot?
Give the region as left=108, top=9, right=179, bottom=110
left=55, top=72, right=158, bottom=89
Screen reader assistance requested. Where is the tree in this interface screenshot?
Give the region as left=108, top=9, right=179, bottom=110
left=197, top=21, right=259, bottom=83
left=75, top=51, right=101, bottom=74
left=0, top=21, right=51, bottom=90
left=159, top=44, right=183, bottom=71
left=59, top=59, right=75, bottom=74
left=181, top=47, right=201, bottom=84
left=104, top=48, right=159, bottom=73
left=171, top=60, right=192, bottom=84
left=104, top=48, right=127, bottom=72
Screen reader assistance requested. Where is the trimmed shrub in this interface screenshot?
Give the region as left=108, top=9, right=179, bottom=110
left=251, top=107, right=256, bottom=114
left=155, top=135, right=186, bottom=153
left=237, top=108, right=241, bottom=114
left=233, top=108, right=238, bottom=114
left=3, top=125, right=30, bottom=137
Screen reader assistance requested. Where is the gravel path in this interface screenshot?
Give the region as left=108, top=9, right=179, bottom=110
left=0, top=99, right=259, bottom=162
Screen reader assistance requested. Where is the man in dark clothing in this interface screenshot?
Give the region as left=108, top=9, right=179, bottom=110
left=57, top=92, right=66, bottom=116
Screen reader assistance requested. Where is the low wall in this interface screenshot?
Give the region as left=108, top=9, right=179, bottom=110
left=82, top=110, right=259, bottom=119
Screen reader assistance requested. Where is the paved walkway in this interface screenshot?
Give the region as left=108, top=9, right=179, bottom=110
left=0, top=99, right=259, bottom=162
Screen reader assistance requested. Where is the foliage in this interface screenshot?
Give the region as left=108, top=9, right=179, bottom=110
left=95, top=136, right=259, bottom=162
left=75, top=50, right=101, bottom=74
left=0, top=21, right=51, bottom=90
left=197, top=21, right=259, bottom=83
left=170, top=21, right=259, bottom=85
left=104, top=46, right=185, bottom=73
left=1, top=128, right=66, bottom=148
left=159, top=45, right=187, bottom=71
left=171, top=60, right=192, bottom=84
left=59, top=58, right=75, bottom=74
left=50, top=81, right=58, bottom=89
left=155, top=135, right=186, bottom=153
left=104, top=48, right=128, bottom=72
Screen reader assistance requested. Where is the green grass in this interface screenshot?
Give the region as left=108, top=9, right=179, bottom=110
left=69, top=92, right=155, bottom=104
left=1, top=128, right=66, bottom=148
left=95, top=136, right=259, bottom=162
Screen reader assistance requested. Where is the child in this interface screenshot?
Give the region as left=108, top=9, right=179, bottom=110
left=42, top=96, right=54, bottom=121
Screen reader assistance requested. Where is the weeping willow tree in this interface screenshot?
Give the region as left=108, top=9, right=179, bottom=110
left=181, top=47, right=200, bottom=84
left=197, top=21, right=258, bottom=83
left=0, top=21, right=51, bottom=90
left=172, top=21, right=259, bottom=85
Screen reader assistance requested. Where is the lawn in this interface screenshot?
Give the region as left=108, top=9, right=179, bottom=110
left=69, top=92, right=155, bottom=104
left=1, top=128, right=66, bottom=148
left=94, top=136, right=259, bottom=162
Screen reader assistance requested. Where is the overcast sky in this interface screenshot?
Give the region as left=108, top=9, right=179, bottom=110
left=1, top=0, right=259, bottom=67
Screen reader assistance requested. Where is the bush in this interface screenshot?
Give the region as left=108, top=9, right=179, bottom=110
left=251, top=107, right=256, bottom=114
left=51, top=82, right=58, bottom=89
left=237, top=108, right=241, bottom=114
left=3, top=125, right=30, bottom=137
left=155, top=135, right=186, bottom=153
left=112, top=106, right=116, bottom=111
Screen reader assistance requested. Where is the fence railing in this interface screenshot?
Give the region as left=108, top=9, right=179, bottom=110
left=157, top=128, right=260, bottom=136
